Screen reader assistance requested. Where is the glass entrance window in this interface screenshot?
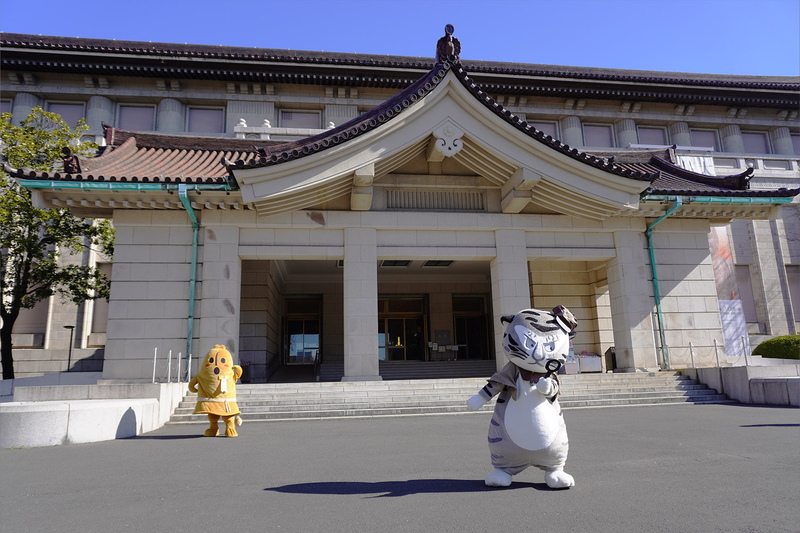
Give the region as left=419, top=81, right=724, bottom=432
left=455, top=316, right=489, bottom=360
left=287, top=318, right=319, bottom=365
left=378, top=317, right=425, bottom=361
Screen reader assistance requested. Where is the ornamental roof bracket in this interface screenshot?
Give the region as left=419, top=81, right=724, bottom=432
left=500, top=168, right=542, bottom=214
left=351, top=163, right=375, bottom=211
left=428, top=120, right=465, bottom=160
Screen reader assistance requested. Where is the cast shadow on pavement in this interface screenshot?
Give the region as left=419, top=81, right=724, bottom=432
left=132, top=434, right=206, bottom=440
left=265, top=478, right=553, bottom=497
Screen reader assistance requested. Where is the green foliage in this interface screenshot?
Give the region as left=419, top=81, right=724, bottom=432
left=752, top=335, right=800, bottom=360
left=0, top=107, right=114, bottom=379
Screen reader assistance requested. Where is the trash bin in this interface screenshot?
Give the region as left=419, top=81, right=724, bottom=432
left=603, top=347, right=616, bottom=373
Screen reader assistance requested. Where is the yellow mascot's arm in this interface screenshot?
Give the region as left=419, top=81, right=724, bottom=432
left=188, top=376, right=199, bottom=393
left=233, top=365, right=243, bottom=382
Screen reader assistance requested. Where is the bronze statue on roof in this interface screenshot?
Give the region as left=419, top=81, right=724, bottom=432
left=435, top=24, right=461, bottom=64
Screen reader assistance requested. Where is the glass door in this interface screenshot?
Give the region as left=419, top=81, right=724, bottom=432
left=284, top=298, right=321, bottom=365
left=377, top=297, right=427, bottom=361
left=453, top=297, right=490, bottom=360
left=286, top=318, right=320, bottom=365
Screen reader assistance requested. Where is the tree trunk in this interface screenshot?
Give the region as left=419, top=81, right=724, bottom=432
left=1, top=319, right=16, bottom=380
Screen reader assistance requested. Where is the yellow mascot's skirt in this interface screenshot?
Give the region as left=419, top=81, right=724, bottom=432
left=193, top=398, right=240, bottom=416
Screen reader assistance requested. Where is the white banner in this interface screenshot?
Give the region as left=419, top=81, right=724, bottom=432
left=719, top=300, right=750, bottom=359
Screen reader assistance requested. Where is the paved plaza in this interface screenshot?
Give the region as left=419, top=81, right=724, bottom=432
left=2, top=403, right=798, bottom=533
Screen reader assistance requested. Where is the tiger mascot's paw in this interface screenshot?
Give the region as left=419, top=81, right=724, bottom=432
left=485, top=469, right=513, bottom=487
left=545, top=470, right=575, bottom=489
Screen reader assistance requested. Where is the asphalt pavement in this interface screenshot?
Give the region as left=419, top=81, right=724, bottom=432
left=2, top=403, right=798, bottom=533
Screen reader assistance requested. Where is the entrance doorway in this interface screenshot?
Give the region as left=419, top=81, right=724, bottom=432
left=453, top=297, right=490, bottom=360
left=378, top=297, right=427, bottom=361
left=284, top=298, right=321, bottom=365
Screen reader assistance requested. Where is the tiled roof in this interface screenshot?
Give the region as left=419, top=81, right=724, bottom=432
left=4, top=55, right=797, bottom=201
left=227, top=58, right=658, bottom=182
left=2, top=33, right=798, bottom=107
left=612, top=154, right=799, bottom=198
left=2, top=125, right=286, bottom=186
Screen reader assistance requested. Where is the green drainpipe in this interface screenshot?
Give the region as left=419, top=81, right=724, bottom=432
left=178, top=185, right=200, bottom=380
left=19, top=179, right=228, bottom=378
left=645, top=198, right=683, bottom=370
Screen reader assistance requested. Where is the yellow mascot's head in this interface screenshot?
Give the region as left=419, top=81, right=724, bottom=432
left=202, top=345, right=234, bottom=378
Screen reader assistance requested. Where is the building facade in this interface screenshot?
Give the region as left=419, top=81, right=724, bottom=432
left=1, top=30, right=798, bottom=381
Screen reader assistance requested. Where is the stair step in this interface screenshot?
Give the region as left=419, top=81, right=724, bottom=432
left=168, top=371, right=733, bottom=424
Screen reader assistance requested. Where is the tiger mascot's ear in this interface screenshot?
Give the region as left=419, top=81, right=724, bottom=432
left=500, top=314, right=516, bottom=325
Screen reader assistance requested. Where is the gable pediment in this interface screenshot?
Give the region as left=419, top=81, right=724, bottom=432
left=232, top=67, right=652, bottom=219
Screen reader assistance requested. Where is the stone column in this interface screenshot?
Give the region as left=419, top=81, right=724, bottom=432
left=11, top=93, right=42, bottom=125
left=769, top=127, right=795, bottom=155
left=606, top=231, right=659, bottom=372
left=86, top=95, right=115, bottom=133
left=615, top=119, right=638, bottom=148
left=490, top=229, right=532, bottom=371
left=668, top=122, right=691, bottom=147
left=721, top=124, right=745, bottom=153
left=342, top=227, right=380, bottom=381
left=559, top=116, right=583, bottom=147
left=157, top=98, right=184, bottom=133
left=197, top=226, right=242, bottom=361
left=748, top=220, right=793, bottom=336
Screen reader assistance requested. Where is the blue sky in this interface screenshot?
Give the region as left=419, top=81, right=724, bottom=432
left=1, top=0, right=798, bottom=76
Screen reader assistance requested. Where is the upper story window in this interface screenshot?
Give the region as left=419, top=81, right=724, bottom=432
left=279, top=110, right=320, bottom=129
left=582, top=124, right=614, bottom=147
left=47, top=102, right=85, bottom=126
left=118, top=104, right=155, bottom=131
left=741, top=131, right=770, bottom=154
left=690, top=129, right=719, bottom=151
left=187, top=107, right=224, bottom=133
left=0, top=100, right=11, bottom=115
left=637, top=126, right=668, bottom=146
left=529, top=121, right=558, bottom=139
left=792, top=135, right=800, bottom=156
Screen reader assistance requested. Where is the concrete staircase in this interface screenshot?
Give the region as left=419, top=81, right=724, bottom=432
left=318, top=360, right=498, bottom=381
left=168, top=371, right=734, bottom=424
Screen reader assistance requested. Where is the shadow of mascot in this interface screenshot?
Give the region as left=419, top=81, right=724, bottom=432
left=188, top=345, right=243, bottom=437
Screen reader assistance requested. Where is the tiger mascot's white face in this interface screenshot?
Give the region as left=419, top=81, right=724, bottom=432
left=501, top=306, right=577, bottom=373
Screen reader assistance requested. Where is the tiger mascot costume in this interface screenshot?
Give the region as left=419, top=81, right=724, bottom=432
left=468, top=306, right=577, bottom=489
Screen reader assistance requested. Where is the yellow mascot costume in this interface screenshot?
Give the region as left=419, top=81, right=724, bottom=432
left=188, top=345, right=243, bottom=437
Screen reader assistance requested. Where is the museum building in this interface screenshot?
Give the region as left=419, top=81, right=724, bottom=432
left=1, top=29, right=798, bottom=381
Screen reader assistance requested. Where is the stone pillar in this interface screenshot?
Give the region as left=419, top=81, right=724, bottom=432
left=769, top=127, right=795, bottom=155
left=490, top=229, right=532, bottom=371
left=86, top=95, right=115, bottom=133
left=559, top=116, right=583, bottom=147
left=197, top=226, right=242, bottom=360
left=11, top=93, right=42, bottom=125
left=157, top=98, right=184, bottom=133
left=324, top=104, right=359, bottom=129
left=748, top=220, right=793, bottom=336
left=615, top=119, right=638, bottom=148
left=668, top=122, right=691, bottom=147
left=721, top=124, right=745, bottom=153
left=606, top=231, right=659, bottom=372
left=342, top=227, right=380, bottom=381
